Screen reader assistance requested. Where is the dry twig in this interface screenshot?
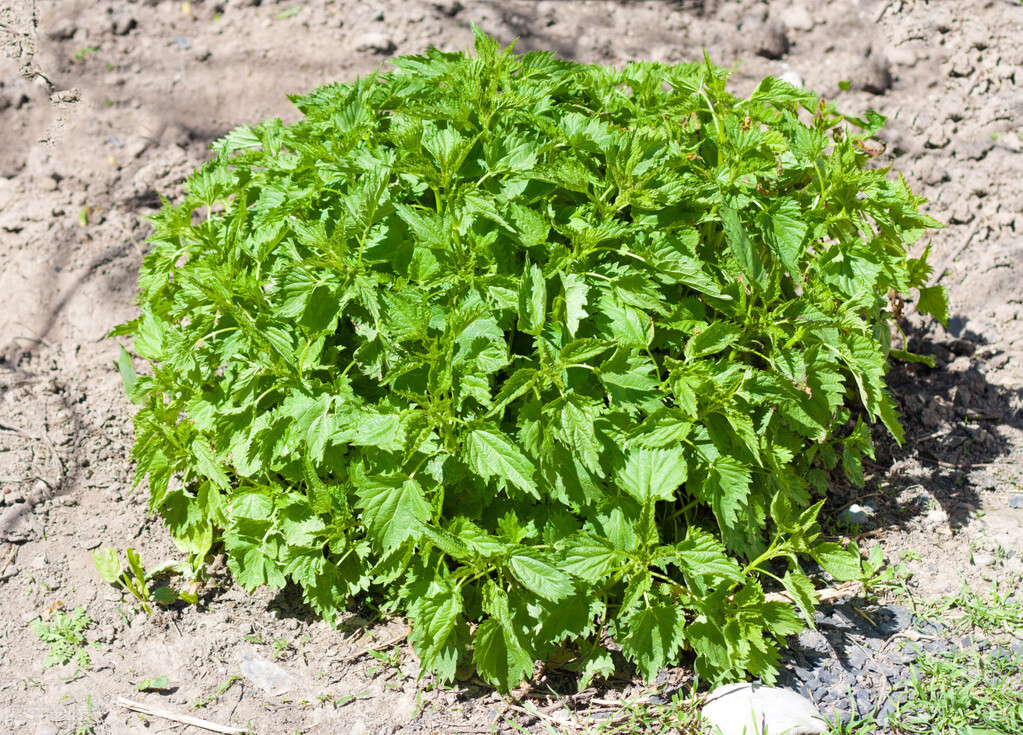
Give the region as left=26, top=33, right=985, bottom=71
left=116, top=698, right=249, bottom=734
left=339, top=627, right=411, bottom=662
left=927, top=218, right=983, bottom=288
left=764, top=580, right=864, bottom=605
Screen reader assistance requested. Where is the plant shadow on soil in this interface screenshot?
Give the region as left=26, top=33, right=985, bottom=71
left=824, top=317, right=1023, bottom=536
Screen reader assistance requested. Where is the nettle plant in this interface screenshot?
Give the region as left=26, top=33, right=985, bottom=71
left=115, top=30, right=946, bottom=689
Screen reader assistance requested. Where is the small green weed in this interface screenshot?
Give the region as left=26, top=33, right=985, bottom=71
left=880, top=577, right=1023, bottom=735
left=92, top=546, right=198, bottom=613
left=271, top=636, right=292, bottom=660
left=917, top=578, right=1023, bottom=636
left=135, top=675, right=171, bottom=692
left=29, top=607, right=96, bottom=669
left=74, top=46, right=99, bottom=60
left=892, top=647, right=1023, bottom=734
left=192, top=675, right=243, bottom=710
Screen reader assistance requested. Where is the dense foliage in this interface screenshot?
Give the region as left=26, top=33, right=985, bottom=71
left=115, top=29, right=946, bottom=690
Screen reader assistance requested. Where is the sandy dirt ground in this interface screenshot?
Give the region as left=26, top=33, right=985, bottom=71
left=1, top=0, right=1022, bottom=732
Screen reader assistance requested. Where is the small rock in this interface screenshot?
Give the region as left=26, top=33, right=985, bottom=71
left=840, top=504, right=874, bottom=526
left=240, top=647, right=290, bottom=694
left=779, top=69, right=804, bottom=88
left=433, top=0, right=462, bottom=15
left=972, top=553, right=996, bottom=567
left=924, top=508, right=949, bottom=525
left=1009, top=496, right=1023, bottom=509
left=238, top=622, right=254, bottom=635
left=111, top=14, right=137, bottom=36
left=918, top=160, right=950, bottom=186
left=30, top=554, right=47, bottom=569
left=856, top=53, right=892, bottom=95
left=97, top=626, right=116, bottom=644
left=779, top=4, right=814, bottom=31
left=845, top=646, right=869, bottom=670
left=739, top=13, right=789, bottom=61
left=82, top=537, right=102, bottom=550
left=171, top=37, right=191, bottom=50
left=354, top=32, right=396, bottom=55
left=702, top=683, right=827, bottom=735
left=47, top=18, right=78, bottom=40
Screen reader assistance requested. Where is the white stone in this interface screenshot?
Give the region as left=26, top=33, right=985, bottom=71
left=240, top=647, right=290, bottom=695
left=778, top=69, right=804, bottom=89
left=925, top=508, right=949, bottom=525
left=840, top=504, right=874, bottom=525
left=972, top=552, right=996, bottom=567
left=702, top=683, right=827, bottom=735
left=779, top=4, right=814, bottom=31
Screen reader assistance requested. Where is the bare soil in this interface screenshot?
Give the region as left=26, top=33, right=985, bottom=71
left=1, top=1, right=1022, bottom=733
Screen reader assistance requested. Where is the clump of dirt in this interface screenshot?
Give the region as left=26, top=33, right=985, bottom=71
left=1, top=1, right=1021, bottom=733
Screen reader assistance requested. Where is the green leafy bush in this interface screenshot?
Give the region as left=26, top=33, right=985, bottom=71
left=115, top=29, right=945, bottom=689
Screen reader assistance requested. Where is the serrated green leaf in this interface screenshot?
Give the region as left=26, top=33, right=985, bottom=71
left=617, top=447, right=688, bottom=504
left=781, top=570, right=818, bottom=625
left=517, top=261, right=547, bottom=336
left=674, top=527, right=742, bottom=583
left=409, top=580, right=467, bottom=683
left=758, top=197, right=806, bottom=275
left=355, top=476, right=432, bottom=551
left=487, top=367, right=538, bottom=418
left=685, top=321, right=742, bottom=360
left=473, top=618, right=535, bottom=691
left=720, top=201, right=766, bottom=291
left=559, top=533, right=620, bottom=583
left=559, top=338, right=612, bottom=364
left=812, top=542, right=862, bottom=582
left=507, top=550, right=573, bottom=601
left=561, top=272, right=589, bottom=337
left=916, top=284, right=948, bottom=327
left=464, top=425, right=538, bottom=499
left=619, top=602, right=686, bottom=682
left=92, top=547, right=122, bottom=585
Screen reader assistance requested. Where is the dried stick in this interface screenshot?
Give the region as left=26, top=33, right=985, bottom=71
left=764, top=580, right=864, bottom=605
left=116, top=698, right=249, bottom=734
left=927, top=218, right=983, bottom=288
left=339, top=627, right=411, bottom=662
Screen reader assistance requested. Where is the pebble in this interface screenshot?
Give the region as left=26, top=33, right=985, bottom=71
left=354, top=32, right=396, bottom=55
left=924, top=508, right=949, bottom=525
left=82, top=537, right=102, bottom=550
left=702, top=683, right=827, bottom=735
left=778, top=69, right=804, bottom=88
left=46, top=18, right=78, bottom=40
left=171, top=37, right=191, bottom=50
left=739, top=13, right=790, bottom=61
left=840, top=504, right=874, bottom=526
left=1009, top=496, right=1023, bottom=509
left=238, top=622, right=254, bottom=635
left=857, top=53, right=893, bottom=95
left=433, top=0, right=463, bottom=16
left=240, top=647, right=290, bottom=695
left=779, top=4, right=814, bottom=31
left=972, top=552, right=996, bottom=567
